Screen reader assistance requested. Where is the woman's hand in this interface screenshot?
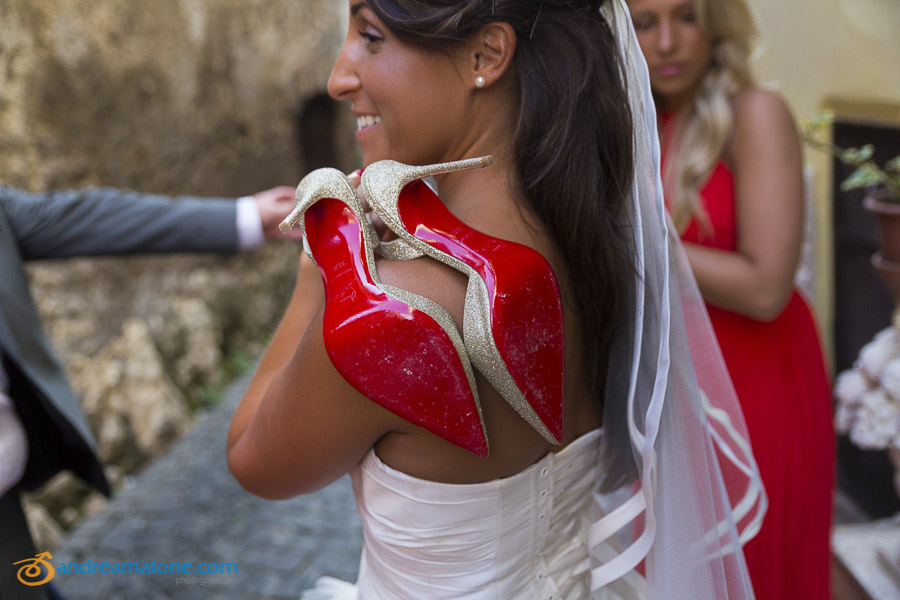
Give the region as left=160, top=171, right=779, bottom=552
left=347, top=170, right=395, bottom=242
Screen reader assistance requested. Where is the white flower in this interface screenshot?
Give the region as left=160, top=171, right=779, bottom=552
left=873, top=325, right=900, bottom=345
left=850, top=389, right=900, bottom=450
left=856, top=334, right=900, bottom=380
left=834, top=369, right=871, bottom=407
left=882, top=358, right=900, bottom=400
left=834, top=404, right=858, bottom=435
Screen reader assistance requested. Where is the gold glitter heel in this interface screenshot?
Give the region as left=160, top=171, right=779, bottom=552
left=362, top=158, right=565, bottom=444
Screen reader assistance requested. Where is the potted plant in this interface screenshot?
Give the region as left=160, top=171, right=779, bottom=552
left=809, top=111, right=900, bottom=513
left=801, top=111, right=900, bottom=298
left=800, top=110, right=900, bottom=202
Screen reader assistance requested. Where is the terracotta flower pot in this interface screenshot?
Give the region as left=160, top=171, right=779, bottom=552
left=872, top=252, right=900, bottom=304
left=864, top=192, right=900, bottom=263
left=890, top=447, right=900, bottom=501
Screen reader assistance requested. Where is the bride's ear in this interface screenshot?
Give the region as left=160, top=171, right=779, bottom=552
left=467, top=22, right=516, bottom=90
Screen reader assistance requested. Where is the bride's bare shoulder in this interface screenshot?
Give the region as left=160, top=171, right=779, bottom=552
left=375, top=255, right=469, bottom=329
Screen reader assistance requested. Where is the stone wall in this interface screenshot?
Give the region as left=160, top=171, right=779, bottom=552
left=0, top=0, right=357, bottom=191
left=0, top=0, right=358, bottom=546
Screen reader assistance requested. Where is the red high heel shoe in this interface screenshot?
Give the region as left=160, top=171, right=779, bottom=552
left=280, top=169, right=488, bottom=456
left=362, top=158, right=565, bottom=444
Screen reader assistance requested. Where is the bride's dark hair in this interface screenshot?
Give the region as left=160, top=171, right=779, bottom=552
left=367, top=0, right=636, bottom=482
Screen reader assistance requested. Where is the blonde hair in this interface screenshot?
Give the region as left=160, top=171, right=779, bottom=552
left=665, top=0, right=758, bottom=232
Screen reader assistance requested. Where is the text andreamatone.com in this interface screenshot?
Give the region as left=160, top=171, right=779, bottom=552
left=54, top=560, right=238, bottom=576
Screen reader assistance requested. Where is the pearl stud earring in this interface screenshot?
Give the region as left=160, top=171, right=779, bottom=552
left=475, top=76, right=486, bottom=89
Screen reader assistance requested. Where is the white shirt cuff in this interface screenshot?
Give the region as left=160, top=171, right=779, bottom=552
left=236, top=196, right=264, bottom=249
left=0, top=393, right=28, bottom=496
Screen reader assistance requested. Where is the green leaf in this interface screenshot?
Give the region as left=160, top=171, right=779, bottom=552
left=808, top=110, right=835, bottom=131
left=843, top=145, right=875, bottom=164
left=885, top=156, right=900, bottom=174
left=841, top=164, right=884, bottom=191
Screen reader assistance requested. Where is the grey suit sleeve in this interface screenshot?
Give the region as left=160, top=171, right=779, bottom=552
left=0, top=184, right=240, bottom=260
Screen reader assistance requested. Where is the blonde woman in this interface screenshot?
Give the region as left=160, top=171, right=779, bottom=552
left=628, top=0, right=833, bottom=597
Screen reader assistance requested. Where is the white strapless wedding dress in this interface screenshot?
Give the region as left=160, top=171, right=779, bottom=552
left=302, top=429, right=645, bottom=599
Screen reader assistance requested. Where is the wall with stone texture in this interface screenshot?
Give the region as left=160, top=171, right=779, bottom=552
left=0, top=0, right=355, bottom=191
left=0, top=0, right=356, bottom=546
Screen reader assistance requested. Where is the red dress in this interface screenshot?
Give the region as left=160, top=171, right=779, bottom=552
left=680, top=161, right=835, bottom=600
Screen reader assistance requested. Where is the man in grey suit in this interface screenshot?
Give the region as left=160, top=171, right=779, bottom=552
left=0, top=183, right=299, bottom=600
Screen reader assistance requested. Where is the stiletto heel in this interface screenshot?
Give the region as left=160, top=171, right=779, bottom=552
left=280, top=168, right=488, bottom=456
left=362, top=158, right=565, bottom=444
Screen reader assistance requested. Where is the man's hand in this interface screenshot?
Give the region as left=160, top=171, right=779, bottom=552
left=252, top=186, right=303, bottom=240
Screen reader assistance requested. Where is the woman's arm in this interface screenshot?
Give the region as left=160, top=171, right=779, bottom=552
left=683, top=89, right=805, bottom=321
left=226, top=252, right=400, bottom=499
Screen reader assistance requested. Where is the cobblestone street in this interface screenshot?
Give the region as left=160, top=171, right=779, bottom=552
left=50, top=374, right=362, bottom=600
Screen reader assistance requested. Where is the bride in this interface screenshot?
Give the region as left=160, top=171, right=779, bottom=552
left=227, top=1, right=765, bottom=598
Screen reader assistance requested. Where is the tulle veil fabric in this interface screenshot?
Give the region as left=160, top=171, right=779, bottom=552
left=589, top=1, right=766, bottom=598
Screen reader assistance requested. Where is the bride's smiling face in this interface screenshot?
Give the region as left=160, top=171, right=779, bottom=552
left=328, top=1, right=470, bottom=167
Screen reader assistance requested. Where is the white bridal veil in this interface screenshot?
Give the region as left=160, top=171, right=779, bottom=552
left=589, top=1, right=767, bottom=598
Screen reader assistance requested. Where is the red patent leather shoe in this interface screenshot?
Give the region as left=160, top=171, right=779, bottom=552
left=281, top=169, right=488, bottom=456
left=362, top=158, right=565, bottom=444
